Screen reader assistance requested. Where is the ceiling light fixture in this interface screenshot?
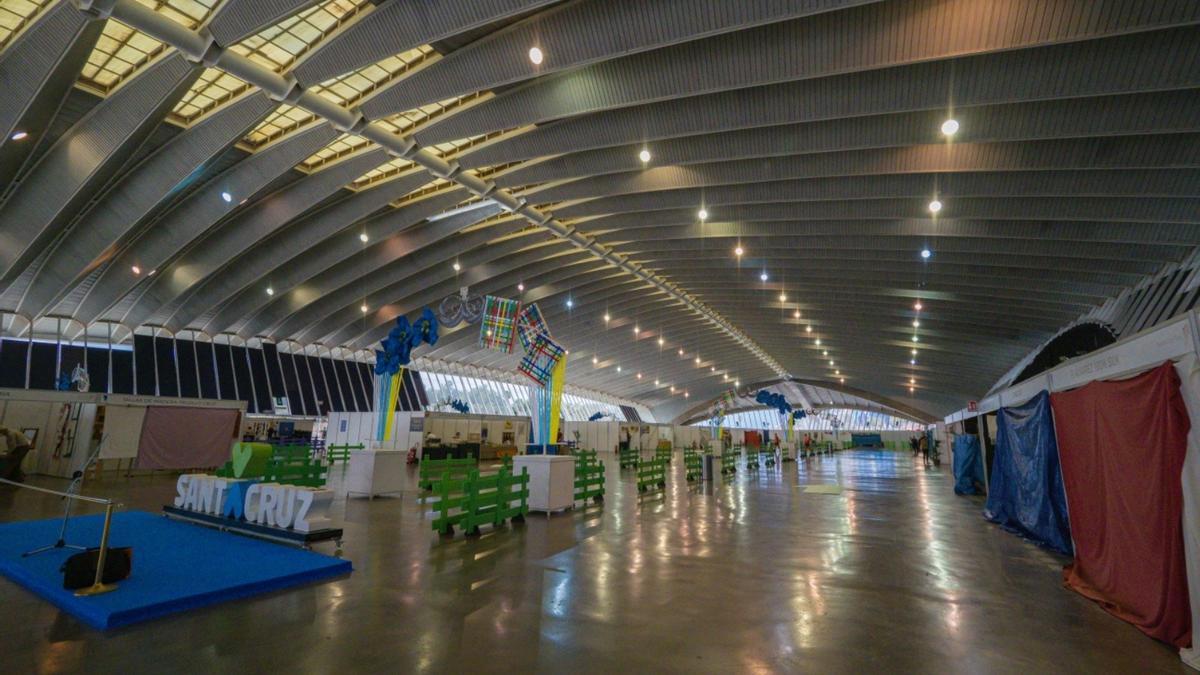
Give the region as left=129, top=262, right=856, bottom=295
left=695, top=356, right=701, bottom=364
left=634, top=325, right=640, bottom=335
left=11, top=131, right=28, bottom=141
left=920, top=248, right=932, bottom=259
left=911, top=335, right=919, bottom=342
left=566, top=298, right=574, bottom=308
left=910, top=359, right=916, bottom=365
left=912, top=348, right=918, bottom=356
left=779, top=292, right=787, bottom=302
left=734, top=245, right=744, bottom=257
left=361, top=304, right=368, bottom=313
left=698, top=208, right=708, bottom=220
left=616, top=365, right=622, bottom=372
left=592, top=356, right=598, bottom=365
left=822, top=350, right=828, bottom=356
left=517, top=283, right=525, bottom=292
left=266, top=287, right=274, bottom=296
left=528, top=46, right=543, bottom=65
left=131, top=265, right=141, bottom=275
left=638, top=148, right=651, bottom=163
left=928, top=199, right=942, bottom=214
left=914, top=301, right=923, bottom=311
left=637, top=373, right=642, bottom=379
left=658, top=337, right=664, bottom=346
left=655, top=379, right=660, bottom=386
left=941, top=118, right=959, bottom=136
left=452, top=261, right=461, bottom=271
left=760, top=271, right=768, bottom=282
left=678, top=348, right=684, bottom=356
left=793, top=310, right=800, bottom=318
left=806, top=325, right=812, bottom=333
left=815, top=338, right=821, bottom=346
left=912, top=320, right=920, bottom=328
left=221, top=191, right=232, bottom=203
left=359, top=232, right=368, bottom=243
left=603, top=312, right=610, bottom=322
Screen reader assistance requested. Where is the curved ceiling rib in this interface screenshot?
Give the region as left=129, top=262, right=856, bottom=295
left=410, top=0, right=1200, bottom=145
left=0, top=52, right=199, bottom=288
left=0, top=2, right=102, bottom=191
left=360, top=0, right=881, bottom=118
left=2, top=0, right=1197, bottom=418
left=19, top=90, right=277, bottom=319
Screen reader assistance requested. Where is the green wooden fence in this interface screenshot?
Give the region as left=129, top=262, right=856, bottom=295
left=684, top=449, right=702, bottom=481
left=326, top=443, right=363, bottom=465
left=419, top=457, right=478, bottom=491
left=573, top=450, right=606, bottom=503
left=636, top=458, right=667, bottom=492
left=619, top=446, right=638, bottom=469
left=721, top=449, right=737, bottom=474
left=655, top=446, right=672, bottom=465
left=429, top=467, right=530, bottom=536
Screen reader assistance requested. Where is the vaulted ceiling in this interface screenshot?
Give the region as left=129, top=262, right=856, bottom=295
left=1, top=0, right=1197, bottom=421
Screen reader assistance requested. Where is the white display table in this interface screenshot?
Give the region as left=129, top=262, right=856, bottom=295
left=344, top=448, right=406, bottom=499
left=512, top=455, right=575, bottom=515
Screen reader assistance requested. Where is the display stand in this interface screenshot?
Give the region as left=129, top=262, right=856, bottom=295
left=513, top=455, right=574, bottom=516
left=344, top=447, right=406, bottom=499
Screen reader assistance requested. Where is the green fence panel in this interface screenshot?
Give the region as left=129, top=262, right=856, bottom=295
left=655, top=447, right=672, bottom=465
left=326, top=443, right=363, bottom=465
left=573, top=451, right=605, bottom=503
left=721, top=449, right=737, bottom=474
left=619, top=446, right=638, bottom=469
left=419, top=457, right=478, bottom=491
left=262, top=458, right=326, bottom=487
left=430, top=467, right=529, bottom=537
left=684, top=450, right=701, bottom=481
left=636, top=458, right=667, bottom=492
left=744, top=449, right=759, bottom=470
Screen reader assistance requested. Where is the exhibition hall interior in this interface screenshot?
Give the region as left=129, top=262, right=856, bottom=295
left=1, top=0, right=1198, bottom=672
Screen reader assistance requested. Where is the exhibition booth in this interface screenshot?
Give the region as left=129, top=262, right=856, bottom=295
left=946, top=310, right=1200, bottom=665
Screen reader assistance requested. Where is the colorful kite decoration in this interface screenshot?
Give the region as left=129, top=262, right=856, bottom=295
left=375, top=310, right=438, bottom=441
left=516, top=302, right=552, bottom=351
left=518, top=332, right=566, bottom=387
left=479, top=295, right=520, bottom=353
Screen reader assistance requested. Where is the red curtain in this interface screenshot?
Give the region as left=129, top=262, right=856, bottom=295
left=135, top=407, right=238, bottom=470
left=1051, top=362, right=1192, bottom=648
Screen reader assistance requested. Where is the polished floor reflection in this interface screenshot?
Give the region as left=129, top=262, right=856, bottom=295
left=0, top=450, right=1187, bottom=673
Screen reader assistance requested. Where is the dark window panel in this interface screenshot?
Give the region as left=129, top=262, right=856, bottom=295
left=213, top=343, right=237, bottom=401
left=154, top=336, right=178, bottom=397
left=29, top=342, right=58, bottom=390
left=318, top=358, right=345, bottom=412
left=133, top=334, right=156, bottom=395
left=357, top=362, right=375, bottom=412
left=0, top=339, right=28, bottom=388
left=196, top=342, right=219, bottom=399
left=337, top=359, right=362, bottom=411
left=176, top=339, right=199, bottom=398
left=304, top=355, right=329, bottom=416
left=111, top=349, right=134, bottom=394
left=85, top=346, right=109, bottom=394
left=262, top=342, right=285, bottom=396
left=247, top=347, right=272, bottom=413
left=230, top=346, right=256, bottom=413
left=278, top=352, right=305, bottom=416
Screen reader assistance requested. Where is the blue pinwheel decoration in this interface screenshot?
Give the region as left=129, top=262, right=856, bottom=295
left=755, top=390, right=792, bottom=416
left=413, top=307, right=439, bottom=348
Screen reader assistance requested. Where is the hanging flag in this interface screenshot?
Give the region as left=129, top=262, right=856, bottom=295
left=479, top=295, right=520, bottom=352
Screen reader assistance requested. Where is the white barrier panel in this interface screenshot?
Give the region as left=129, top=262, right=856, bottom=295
left=999, top=373, right=1050, bottom=409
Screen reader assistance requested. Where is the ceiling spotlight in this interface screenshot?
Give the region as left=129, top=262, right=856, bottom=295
left=910, top=359, right=916, bottom=365
left=617, top=365, right=622, bottom=372
left=517, top=283, right=525, bottom=292
left=779, top=292, right=787, bottom=302
left=835, top=369, right=840, bottom=375
left=829, top=360, right=834, bottom=366
left=634, top=325, right=640, bottom=335
left=698, top=208, right=708, bottom=221
left=670, top=386, right=675, bottom=393
left=147, top=269, right=156, bottom=276
left=695, top=356, right=701, bottom=364
left=452, top=261, right=461, bottom=272
left=658, top=337, right=664, bottom=346
left=638, top=148, right=651, bottom=163
left=912, top=348, right=918, bottom=356
left=131, top=265, right=141, bottom=275
left=592, top=356, right=598, bottom=365
left=760, top=271, right=768, bottom=282
left=710, top=366, right=715, bottom=372
left=912, top=320, right=920, bottom=328
left=637, top=372, right=642, bottom=379
left=914, top=301, right=923, bottom=311
left=941, top=118, right=959, bottom=136
left=909, top=386, right=915, bottom=393
left=359, top=232, right=368, bottom=243
left=221, top=191, right=232, bottom=203
left=734, top=245, right=744, bottom=257
left=793, top=310, right=800, bottom=318
left=566, top=298, right=574, bottom=308
left=603, top=312, right=610, bottom=322
left=911, top=335, right=919, bottom=342
left=723, top=374, right=728, bottom=381
left=528, top=46, right=544, bottom=65
left=928, top=199, right=942, bottom=214
left=822, top=350, right=828, bottom=356
left=815, top=339, right=822, bottom=346
left=678, top=348, right=684, bottom=356
left=910, top=378, right=916, bottom=385
left=840, top=377, right=845, bottom=384
left=266, top=287, right=274, bottom=296
left=735, top=379, right=740, bottom=387
left=11, top=131, right=28, bottom=141
left=806, top=325, right=812, bottom=333
left=361, top=304, right=368, bottom=313
left=920, top=248, right=932, bottom=259
left=685, top=391, right=689, bottom=399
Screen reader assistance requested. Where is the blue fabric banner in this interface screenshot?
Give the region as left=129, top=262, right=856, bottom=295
left=952, top=434, right=985, bottom=495
left=984, top=390, right=1073, bottom=555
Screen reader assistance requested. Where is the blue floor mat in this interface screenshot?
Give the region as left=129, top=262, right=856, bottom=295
left=0, top=510, right=351, bottom=629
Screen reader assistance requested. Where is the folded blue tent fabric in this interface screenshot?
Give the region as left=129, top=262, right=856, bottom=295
left=984, top=390, right=1073, bottom=555
left=952, top=434, right=985, bottom=495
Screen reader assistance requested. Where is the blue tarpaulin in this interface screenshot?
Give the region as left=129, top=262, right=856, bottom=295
left=952, top=434, right=985, bottom=495
left=984, top=390, right=1073, bottom=555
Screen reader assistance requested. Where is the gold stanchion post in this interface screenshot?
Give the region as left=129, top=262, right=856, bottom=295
left=75, top=502, right=119, bottom=597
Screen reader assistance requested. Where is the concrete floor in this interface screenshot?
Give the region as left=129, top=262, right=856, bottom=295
left=0, top=449, right=1187, bottom=674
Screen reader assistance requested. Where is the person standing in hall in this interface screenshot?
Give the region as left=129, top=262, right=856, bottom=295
left=919, top=433, right=930, bottom=467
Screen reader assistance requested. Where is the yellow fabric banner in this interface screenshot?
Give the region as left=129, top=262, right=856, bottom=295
left=547, top=358, right=566, bottom=443
left=381, top=368, right=404, bottom=441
